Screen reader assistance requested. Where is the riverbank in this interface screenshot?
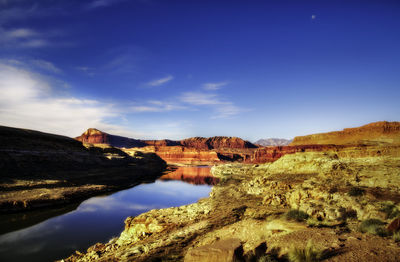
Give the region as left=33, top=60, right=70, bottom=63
left=0, top=126, right=167, bottom=213
left=0, top=166, right=214, bottom=262
left=64, top=148, right=400, bottom=261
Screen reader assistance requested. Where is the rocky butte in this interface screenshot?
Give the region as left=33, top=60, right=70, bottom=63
left=64, top=121, right=400, bottom=262
left=76, top=129, right=259, bottom=165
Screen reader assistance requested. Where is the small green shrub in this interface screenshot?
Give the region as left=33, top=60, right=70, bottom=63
left=285, top=209, right=309, bottom=222
left=380, top=203, right=400, bottom=219
left=306, top=218, right=319, bottom=227
left=359, top=219, right=388, bottom=237
left=257, top=254, right=279, bottom=262
left=306, top=218, right=335, bottom=228
left=393, top=231, right=400, bottom=242
left=347, top=187, right=365, bottom=197
left=288, top=240, right=323, bottom=262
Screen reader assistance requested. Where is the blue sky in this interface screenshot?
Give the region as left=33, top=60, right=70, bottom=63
left=0, top=0, right=399, bottom=141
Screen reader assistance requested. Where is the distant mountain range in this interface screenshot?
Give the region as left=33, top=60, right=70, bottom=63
left=254, top=138, right=292, bottom=146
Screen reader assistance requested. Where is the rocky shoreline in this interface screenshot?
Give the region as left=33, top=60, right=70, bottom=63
left=63, top=145, right=400, bottom=261
left=0, top=126, right=167, bottom=214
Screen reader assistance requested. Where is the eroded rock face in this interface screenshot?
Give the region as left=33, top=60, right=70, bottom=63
left=76, top=128, right=147, bottom=148
left=181, top=137, right=258, bottom=150
left=124, top=146, right=221, bottom=165
left=290, top=121, right=400, bottom=146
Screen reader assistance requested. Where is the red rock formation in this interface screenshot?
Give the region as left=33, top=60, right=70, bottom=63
left=248, top=144, right=400, bottom=163
left=290, top=121, right=400, bottom=146
left=76, top=128, right=146, bottom=148
left=124, top=146, right=221, bottom=165
left=248, top=145, right=341, bottom=163
left=180, top=136, right=257, bottom=150
left=144, top=140, right=180, bottom=147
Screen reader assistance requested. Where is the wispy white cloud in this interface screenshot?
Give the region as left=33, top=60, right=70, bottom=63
left=212, top=103, right=244, bottom=119
left=0, top=61, right=191, bottom=139
left=75, top=66, right=95, bottom=76
left=203, top=81, right=228, bottom=90
left=6, top=28, right=38, bottom=38
left=31, top=59, right=61, bottom=74
left=180, top=92, right=221, bottom=105
left=0, top=62, right=125, bottom=137
left=86, top=0, right=127, bottom=9
left=180, top=91, right=248, bottom=119
left=147, top=75, right=174, bottom=87
left=130, top=100, right=185, bottom=113
left=0, top=27, right=59, bottom=48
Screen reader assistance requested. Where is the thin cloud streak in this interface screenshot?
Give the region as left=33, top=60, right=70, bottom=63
left=203, top=81, right=228, bottom=90
left=0, top=26, right=66, bottom=49
left=147, top=75, right=174, bottom=86
left=31, top=59, right=62, bottom=74
left=130, top=100, right=185, bottom=113
left=86, top=0, right=128, bottom=9
left=180, top=91, right=248, bottom=119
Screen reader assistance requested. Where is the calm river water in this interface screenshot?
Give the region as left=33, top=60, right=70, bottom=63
left=0, top=166, right=214, bottom=262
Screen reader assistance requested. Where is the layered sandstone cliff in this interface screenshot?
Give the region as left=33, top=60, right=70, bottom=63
left=180, top=136, right=257, bottom=150
left=124, top=146, right=221, bottom=165
left=75, top=128, right=147, bottom=148
left=76, top=129, right=258, bottom=165
left=290, top=121, right=400, bottom=146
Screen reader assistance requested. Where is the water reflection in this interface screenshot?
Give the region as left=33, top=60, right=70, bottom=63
left=159, top=166, right=219, bottom=185
left=0, top=166, right=214, bottom=262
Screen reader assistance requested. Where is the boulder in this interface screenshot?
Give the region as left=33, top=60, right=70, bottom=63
left=184, top=238, right=243, bottom=262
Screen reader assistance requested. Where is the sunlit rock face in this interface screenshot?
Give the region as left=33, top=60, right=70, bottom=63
left=180, top=136, right=258, bottom=150
left=76, top=128, right=147, bottom=148
left=76, top=129, right=259, bottom=165
left=290, top=121, right=400, bottom=146
left=248, top=121, right=400, bottom=163
left=124, top=146, right=222, bottom=165
left=159, top=166, right=219, bottom=185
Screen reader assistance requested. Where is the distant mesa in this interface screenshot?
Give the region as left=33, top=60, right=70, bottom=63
left=75, top=121, right=400, bottom=165
left=290, top=121, right=400, bottom=146
left=180, top=136, right=258, bottom=150
left=255, top=138, right=292, bottom=147
left=76, top=128, right=258, bottom=150
left=76, top=128, right=147, bottom=148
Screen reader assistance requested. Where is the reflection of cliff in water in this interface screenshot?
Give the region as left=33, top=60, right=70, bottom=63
left=159, top=166, right=219, bottom=185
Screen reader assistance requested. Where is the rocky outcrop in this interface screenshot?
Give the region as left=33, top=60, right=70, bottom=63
left=76, top=129, right=258, bottom=165
left=143, top=139, right=181, bottom=147
left=290, top=121, right=400, bottom=146
left=124, top=146, right=221, bottom=165
left=64, top=148, right=400, bottom=262
left=180, top=137, right=258, bottom=150
left=76, top=129, right=257, bottom=150
left=249, top=144, right=339, bottom=163
left=255, top=138, right=292, bottom=146
left=75, top=128, right=146, bottom=148
left=184, top=238, right=243, bottom=262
